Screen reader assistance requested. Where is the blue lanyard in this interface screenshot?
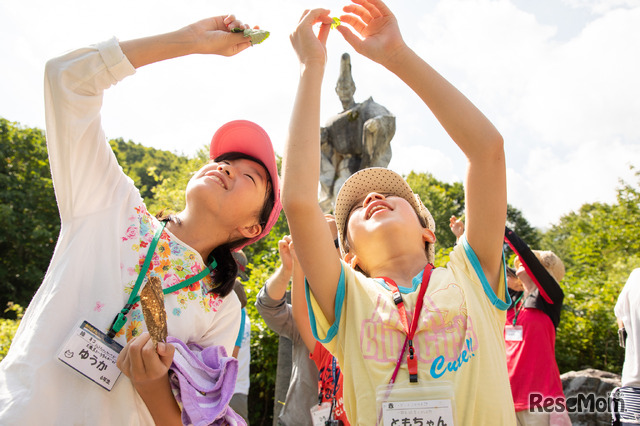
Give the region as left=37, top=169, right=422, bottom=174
left=328, top=356, right=339, bottom=420
left=107, top=221, right=216, bottom=338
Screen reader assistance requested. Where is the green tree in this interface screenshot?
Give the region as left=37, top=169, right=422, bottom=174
left=506, top=205, right=541, bottom=249
left=109, top=138, right=190, bottom=202
left=405, top=171, right=539, bottom=267
left=145, top=147, right=208, bottom=215
left=4, top=118, right=638, bottom=421
left=405, top=171, right=465, bottom=250
left=0, top=118, right=59, bottom=312
left=242, top=226, right=284, bottom=425
left=0, top=303, right=24, bottom=360
left=543, top=167, right=640, bottom=373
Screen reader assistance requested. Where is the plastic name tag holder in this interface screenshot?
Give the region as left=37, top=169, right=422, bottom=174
left=310, top=401, right=332, bottom=426
left=504, top=324, right=523, bottom=341
left=376, top=380, right=456, bottom=426
left=57, top=320, right=123, bottom=391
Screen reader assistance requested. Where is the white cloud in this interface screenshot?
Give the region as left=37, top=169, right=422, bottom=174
left=1, top=0, right=639, bottom=230
left=516, top=7, right=640, bottom=147
left=507, top=139, right=640, bottom=227
left=398, top=0, right=640, bottom=227
left=562, top=0, right=640, bottom=15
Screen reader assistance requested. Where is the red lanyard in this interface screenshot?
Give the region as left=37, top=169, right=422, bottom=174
left=380, top=263, right=434, bottom=383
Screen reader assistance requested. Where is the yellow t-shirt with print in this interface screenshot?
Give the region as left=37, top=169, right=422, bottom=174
left=306, top=237, right=516, bottom=425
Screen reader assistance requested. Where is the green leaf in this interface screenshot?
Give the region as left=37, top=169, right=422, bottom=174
left=231, top=28, right=270, bottom=45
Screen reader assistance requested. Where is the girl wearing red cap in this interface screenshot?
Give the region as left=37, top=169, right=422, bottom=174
left=282, top=1, right=514, bottom=424
left=0, top=14, right=280, bottom=426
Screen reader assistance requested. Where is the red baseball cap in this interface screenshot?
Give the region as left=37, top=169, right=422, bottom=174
left=210, top=120, right=281, bottom=249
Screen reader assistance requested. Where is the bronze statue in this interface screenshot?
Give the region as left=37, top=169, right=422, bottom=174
left=320, top=53, right=396, bottom=212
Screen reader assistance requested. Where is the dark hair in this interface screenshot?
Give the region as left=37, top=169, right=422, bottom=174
left=156, top=152, right=275, bottom=297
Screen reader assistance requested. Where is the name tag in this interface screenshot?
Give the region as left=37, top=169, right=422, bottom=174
left=377, top=381, right=456, bottom=426
left=381, top=399, right=455, bottom=426
left=310, top=402, right=332, bottom=426
left=57, top=320, right=123, bottom=391
left=505, top=325, right=524, bottom=341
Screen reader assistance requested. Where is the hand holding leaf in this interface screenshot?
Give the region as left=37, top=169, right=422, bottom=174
left=231, top=28, right=270, bottom=45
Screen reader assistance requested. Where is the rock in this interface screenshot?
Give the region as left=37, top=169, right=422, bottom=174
left=561, top=368, right=621, bottom=426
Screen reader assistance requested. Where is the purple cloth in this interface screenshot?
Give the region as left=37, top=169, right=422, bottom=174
left=168, top=336, right=246, bottom=426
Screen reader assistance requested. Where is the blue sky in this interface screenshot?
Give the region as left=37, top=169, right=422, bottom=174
left=1, top=0, right=639, bottom=229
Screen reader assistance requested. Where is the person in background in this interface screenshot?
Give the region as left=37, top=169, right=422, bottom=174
left=230, top=251, right=252, bottom=424
left=506, top=267, right=524, bottom=292
left=611, top=268, right=640, bottom=425
left=450, top=216, right=523, bottom=293
left=290, top=215, right=350, bottom=425
left=255, top=240, right=318, bottom=425
left=504, top=227, right=571, bottom=426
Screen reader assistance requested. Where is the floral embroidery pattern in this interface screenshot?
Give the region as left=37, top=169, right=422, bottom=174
left=157, top=240, right=171, bottom=258
left=120, top=203, right=221, bottom=343
left=122, top=225, right=138, bottom=242
left=154, top=258, right=171, bottom=275
left=115, top=327, right=125, bottom=339
left=126, top=320, right=142, bottom=340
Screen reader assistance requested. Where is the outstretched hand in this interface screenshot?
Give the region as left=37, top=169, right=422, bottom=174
left=278, top=235, right=296, bottom=277
left=183, top=14, right=255, bottom=57
left=121, top=14, right=258, bottom=68
left=449, top=215, right=465, bottom=240
left=290, top=8, right=334, bottom=67
left=336, top=0, right=407, bottom=66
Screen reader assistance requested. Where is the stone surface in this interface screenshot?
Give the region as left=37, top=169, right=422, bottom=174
left=560, top=368, right=621, bottom=425
left=319, top=53, right=396, bottom=212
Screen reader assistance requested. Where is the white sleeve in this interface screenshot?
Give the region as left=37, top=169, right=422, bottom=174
left=199, top=292, right=242, bottom=356
left=44, top=37, right=137, bottom=221
left=615, top=269, right=640, bottom=323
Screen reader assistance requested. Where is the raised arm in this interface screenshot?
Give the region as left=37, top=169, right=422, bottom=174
left=449, top=215, right=465, bottom=244
left=266, top=237, right=295, bottom=301
left=289, top=239, right=320, bottom=353
left=282, top=9, right=343, bottom=324
left=337, top=0, right=506, bottom=291
left=120, top=15, right=252, bottom=69
left=111, top=15, right=258, bottom=424
left=254, top=238, right=298, bottom=338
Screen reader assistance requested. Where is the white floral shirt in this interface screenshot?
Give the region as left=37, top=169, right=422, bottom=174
left=0, top=38, right=239, bottom=425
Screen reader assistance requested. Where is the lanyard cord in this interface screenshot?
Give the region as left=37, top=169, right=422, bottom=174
left=328, top=356, right=339, bottom=420
left=512, top=292, right=526, bottom=326
left=375, top=264, right=434, bottom=426
left=318, top=356, right=340, bottom=405
left=107, top=221, right=216, bottom=338
left=381, top=263, right=434, bottom=384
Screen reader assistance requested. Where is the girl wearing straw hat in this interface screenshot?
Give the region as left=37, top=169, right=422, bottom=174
left=282, top=1, right=514, bottom=424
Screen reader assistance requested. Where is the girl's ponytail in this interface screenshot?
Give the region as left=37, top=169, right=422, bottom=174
left=208, top=244, right=237, bottom=297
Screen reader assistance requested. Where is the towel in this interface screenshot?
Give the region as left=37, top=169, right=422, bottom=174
left=168, top=336, right=246, bottom=426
